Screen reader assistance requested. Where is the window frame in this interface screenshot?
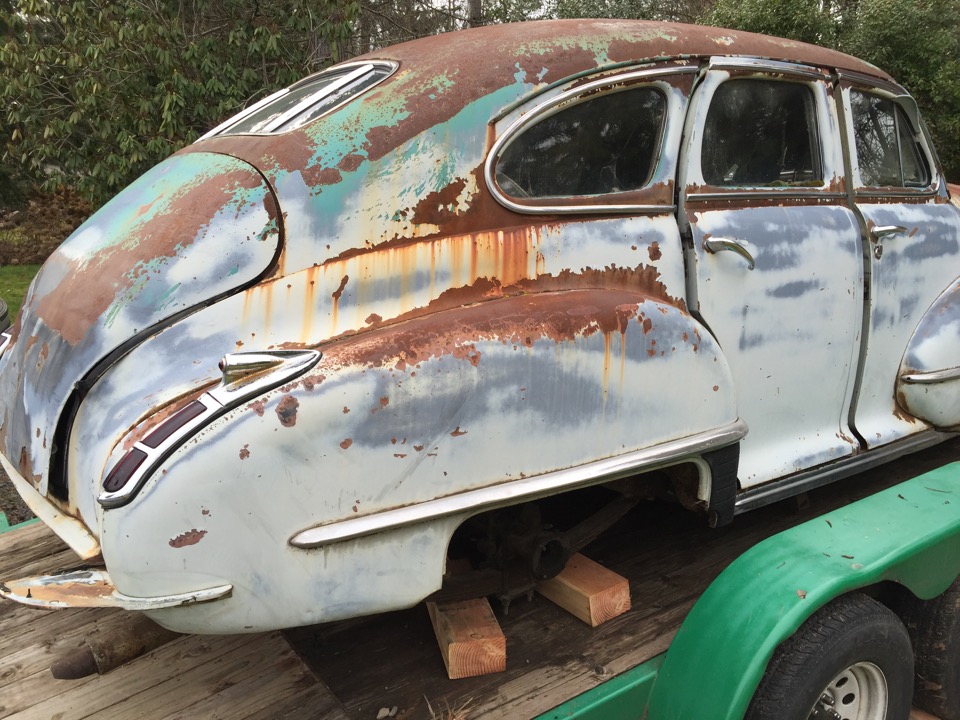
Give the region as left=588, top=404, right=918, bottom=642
left=683, top=58, right=841, bottom=204
left=839, top=77, right=939, bottom=198
left=485, top=65, right=696, bottom=215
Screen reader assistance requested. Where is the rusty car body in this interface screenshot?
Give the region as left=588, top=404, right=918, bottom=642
left=2, top=19, right=959, bottom=633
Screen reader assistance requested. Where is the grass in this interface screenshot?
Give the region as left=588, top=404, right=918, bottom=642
left=0, top=264, right=41, bottom=320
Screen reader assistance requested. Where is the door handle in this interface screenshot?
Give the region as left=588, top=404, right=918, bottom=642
left=869, top=225, right=906, bottom=259
left=703, top=237, right=755, bottom=270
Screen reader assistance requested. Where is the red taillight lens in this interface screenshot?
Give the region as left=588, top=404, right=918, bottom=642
left=102, top=448, right=148, bottom=492
left=142, top=400, right=207, bottom=449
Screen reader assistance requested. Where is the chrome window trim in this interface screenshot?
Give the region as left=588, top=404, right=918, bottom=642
left=198, top=61, right=397, bottom=140
left=836, top=69, right=906, bottom=95
left=485, top=66, right=696, bottom=215
left=263, top=63, right=375, bottom=133
left=687, top=191, right=846, bottom=202
left=708, top=56, right=829, bottom=81
left=289, top=418, right=748, bottom=549
left=844, top=85, right=940, bottom=195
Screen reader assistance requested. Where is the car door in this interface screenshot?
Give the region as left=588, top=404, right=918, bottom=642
left=679, top=58, right=863, bottom=488
left=837, top=74, right=960, bottom=448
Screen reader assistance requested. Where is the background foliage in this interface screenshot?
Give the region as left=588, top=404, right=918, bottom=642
left=1, top=0, right=958, bottom=213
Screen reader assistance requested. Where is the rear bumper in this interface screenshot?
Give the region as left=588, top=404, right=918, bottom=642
left=0, top=568, right=231, bottom=610
left=0, top=452, right=101, bottom=560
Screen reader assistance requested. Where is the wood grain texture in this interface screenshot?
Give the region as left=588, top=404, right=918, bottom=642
left=537, top=553, right=630, bottom=627
left=427, top=599, right=506, bottom=680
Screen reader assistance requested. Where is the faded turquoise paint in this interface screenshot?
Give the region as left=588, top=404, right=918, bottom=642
left=535, top=655, right=664, bottom=720
left=268, top=81, right=533, bottom=273
left=646, top=462, right=960, bottom=720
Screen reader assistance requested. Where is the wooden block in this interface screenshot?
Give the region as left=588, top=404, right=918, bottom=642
left=537, top=553, right=630, bottom=627
left=426, top=598, right=506, bottom=680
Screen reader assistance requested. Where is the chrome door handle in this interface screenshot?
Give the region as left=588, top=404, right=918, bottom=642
left=703, top=238, right=755, bottom=270
left=869, top=225, right=906, bottom=259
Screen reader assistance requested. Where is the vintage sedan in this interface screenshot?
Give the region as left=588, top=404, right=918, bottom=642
left=1, top=19, right=959, bottom=637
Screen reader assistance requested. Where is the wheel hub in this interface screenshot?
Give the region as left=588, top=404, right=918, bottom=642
left=809, top=662, right=888, bottom=720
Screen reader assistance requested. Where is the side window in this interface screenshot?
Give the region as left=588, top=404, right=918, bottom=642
left=495, top=87, right=666, bottom=199
left=701, top=80, right=821, bottom=187
left=850, top=91, right=930, bottom=188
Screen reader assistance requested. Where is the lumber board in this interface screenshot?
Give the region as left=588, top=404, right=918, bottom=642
left=536, top=553, right=630, bottom=626
left=426, top=598, right=506, bottom=679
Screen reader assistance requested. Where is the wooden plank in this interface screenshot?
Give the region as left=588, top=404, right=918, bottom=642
left=537, top=553, right=630, bottom=627
left=426, top=599, right=506, bottom=680
left=240, top=682, right=352, bottom=720
left=2, top=633, right=260, bottom=720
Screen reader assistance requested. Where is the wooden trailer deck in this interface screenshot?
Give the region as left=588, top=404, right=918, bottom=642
left=2, top=439, right=959, bottom=720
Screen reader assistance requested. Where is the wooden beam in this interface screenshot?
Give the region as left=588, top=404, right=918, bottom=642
left=537, top=553, right=631, bottom=627
left=426, top=598, right=506, bottom=680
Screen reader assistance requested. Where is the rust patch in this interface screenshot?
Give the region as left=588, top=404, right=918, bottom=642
left=169, top=529, right=207, bottom=548
left=450, top=427, right=468, bottom=437
left=340, top=438, right=353, bottom=449
left=365, top=313, right=383, bottom=325
left=394, top=453, right=407, bottom=458
left=342, top=406, right=350, bottom=414
left=379, top=396, right=390, bottom=407
left=409, top=177, right=470, bottom=226
left=35, top=167, right=263, bottom=346
left=331, top=274, right=349, bottom=301
left=276, top=395, right=300, bottom=427
left=239, top=444, right=250, bottom=460
left=248, top=399, right=266, bottom=417
left=338, top=154, right=365, bottom=172
left=648, top=242, right=662, bottom=261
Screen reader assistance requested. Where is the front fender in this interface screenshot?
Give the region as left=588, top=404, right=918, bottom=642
left=898, top=276, right=960, bottom=427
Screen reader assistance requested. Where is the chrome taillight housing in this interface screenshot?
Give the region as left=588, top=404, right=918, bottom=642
left=98, top=349, right=321, bottom=508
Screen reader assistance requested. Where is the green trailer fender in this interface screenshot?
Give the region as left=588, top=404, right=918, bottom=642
left=644, top=460, right=960, bottom=720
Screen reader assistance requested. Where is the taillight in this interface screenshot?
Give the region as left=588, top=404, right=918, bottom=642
left=98, top=349, right=320, bottom=509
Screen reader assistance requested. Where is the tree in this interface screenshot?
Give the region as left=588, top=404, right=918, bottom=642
left=0, top=0, right=359, bottom=206
left=843, top=0, right=960, bottom=180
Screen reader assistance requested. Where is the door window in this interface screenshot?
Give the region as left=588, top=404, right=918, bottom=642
left=849, top=91, right=930, bottom=188
left=701, top=79, right=821, bottom=187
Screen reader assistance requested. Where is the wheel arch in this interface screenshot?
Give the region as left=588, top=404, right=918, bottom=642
left=645, top=461, right=960, bottom=720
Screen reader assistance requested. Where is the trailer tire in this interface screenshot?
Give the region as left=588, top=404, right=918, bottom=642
left=745, top=592, right=913, bottom=720
left=908, top=578, right=960, bottom=719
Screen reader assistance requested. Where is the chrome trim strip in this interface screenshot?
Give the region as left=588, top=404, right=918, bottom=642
left=708, top=56, right=828, bottom=80
left=902, top=367, right=960, bottom=384
left=290, top=419, right=749, bottom=549
left=486, top=67, right=691, bottom=216
left=854, top=187, right=939, bottom=199
left=687, top=191, right=846, bottom=202
left=198, top=86, right=291, bottom=141
left=836, top=70, right=906, bottom=95
left=263, top=63, right=375, bottom=133
left=0, top=331, right=11, bottom=356
left=198, top=61, right=396, bottom=140
left=734, top=431, right=949, bottom=514
left=99, top=350, right=322, bottom=509
left=0, top=569, right=232, bottom=610
left=492, top=62, right=698, bottom=123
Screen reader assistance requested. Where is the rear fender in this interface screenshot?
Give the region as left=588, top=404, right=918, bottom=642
left=99, top=288, right=740, bottom=630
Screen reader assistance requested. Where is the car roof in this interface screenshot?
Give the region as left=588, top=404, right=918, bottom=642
left=356, top=19, right=892, bottom=86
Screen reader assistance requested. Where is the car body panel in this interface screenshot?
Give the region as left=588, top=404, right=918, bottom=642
left=0, top=152, right=281, bottom=533
left=1, top=20, right=959, bottom=634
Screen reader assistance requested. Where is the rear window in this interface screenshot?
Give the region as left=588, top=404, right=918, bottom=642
left=206, top=62, right=395, bottom=137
